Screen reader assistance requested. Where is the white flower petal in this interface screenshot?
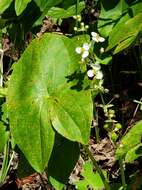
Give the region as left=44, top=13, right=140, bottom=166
left=96, top=71, right=103, bottom=80
left=100, top=47, right=105, bottom=53
left=81, top=57, right=85, bottom=62
left=91, top=32, right=97, bottom=37
left=75, top=47, right=82, bottom=54
left=92, top=37, right=99, bottom=43
left=83, top=43, right=90, bottom=51
left=82, top=50, right=89, bottom=58
left=87, top=70, right=94, bottom=78
left=92, top=64, right=101, bottom=71
left=99, top=37, right=105, bottom=42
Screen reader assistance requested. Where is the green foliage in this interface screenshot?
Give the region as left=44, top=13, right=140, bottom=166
left=0, top=0, right=12, bottom=14
left=48, top=134, right=80, bottom=189
left=15, top=0, right=32, bottom=16
left=116, top=120, right=142, bottom=160
left=7, top=33, right=92, bottom=172
left=75, top=162, right=106, bottom=190
left=0, top=122, right=8, bottom=152
left=107, top=13, right=142, bottom=53
left=46, top=1, right=85, bottom=19
left=0, top=0, right=142, bottom=189
left=98, top=0, right=128, bottom=37
left=125, top=144, right=142, bottom=163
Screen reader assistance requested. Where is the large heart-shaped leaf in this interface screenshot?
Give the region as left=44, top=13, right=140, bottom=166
left=8, top=33, right=92, bottom=172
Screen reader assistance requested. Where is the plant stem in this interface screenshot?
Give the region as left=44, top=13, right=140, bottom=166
left=0, top=141, right=9, bottom=183
left=119, top=159, right=127, bottom=190
left=76, top=0, right=79, bottom=15
left=83, top=145, right=110, bottom=190
left=0, top=49, right=3, bottom=87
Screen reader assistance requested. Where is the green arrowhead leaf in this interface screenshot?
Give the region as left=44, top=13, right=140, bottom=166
left=107, top=12, right=142, bottom=52
left=8, top=33, right=92, bottom=172
left=0, top=0, right=12, bottom=14
left=116, top=120, right=142, bottom=160
left=98, top=0, right=128, bottom=37
left=15, top=0, right=32, bottom=16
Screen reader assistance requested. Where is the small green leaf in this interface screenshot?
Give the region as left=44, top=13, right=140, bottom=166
left=75, top=162, right=106, bottom=190
left=0, top=0, right=12, bottom=14
left=47, top=1, right=85, bottom=19
left=15, top=0, right=32, bottom=16
left=34, top=0, right=63, bottom=11
left=49, top=176, right=64, bottom=190
left=114, top=35, right=137, bottom=54
left=125, top=144, right=142, bottom=163
left=116, top=120, right=142, bottom=159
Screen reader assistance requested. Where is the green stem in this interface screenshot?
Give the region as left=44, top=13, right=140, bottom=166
left=0, top=141, right=9, bottom=183
left=100, top=92, right=105, bottom=105
left=138, top=41, right=142, bottom=73
left=119, top=159, right=126, bottom=190
left=0, top=49, right=3, bottom=87
left=83, top=145, right=110, bottom=190
left=76, top=0, right=80, bottom=15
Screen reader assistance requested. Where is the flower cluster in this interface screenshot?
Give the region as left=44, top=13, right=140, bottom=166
left=75, top=30, right=106, bottom=92
left=87, top=62, right=103, bottom=80
left=91, top=32, right=105, bottom=43
left=75, top=43, right=90, bottom=62
left=73, top=15, right=89, bottom=32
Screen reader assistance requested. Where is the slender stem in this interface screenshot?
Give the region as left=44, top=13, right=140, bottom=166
left=94, top=111, right=100, bottom=143
left=76, top=0, right=80, bottom=15
left=138, top=41, right=142, bottom=75
left=100, top=92, right=105, bottom=105
left=119, top=159, right=127, bottom=190
left=0, top=141, right=9, bottom=183
left=83, top=145, right=110, bottom=190
left=0, top=49, right=3, bottom=87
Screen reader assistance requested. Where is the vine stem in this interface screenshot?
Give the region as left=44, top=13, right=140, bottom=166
left=119, top=159, right=127, bottom=190
left=83, top=145, right=110, bottom=190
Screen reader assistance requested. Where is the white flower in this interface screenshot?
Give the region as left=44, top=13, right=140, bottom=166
left=96, top=70, right=103, bottom=80
left=75, top=47, right=82, bottom=54
left=75, top=43, right=90, bottom=62
left=100, top=47, right=105, bottom=53
left=91, top=63, right=101, bottom=71
left=87, top=69, right=94, bottom=78
left=83, top=43, right=90, bottom=51
left=82, top=50, right=89, bottom=58
left=91, top=32, right=105, bottom=43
